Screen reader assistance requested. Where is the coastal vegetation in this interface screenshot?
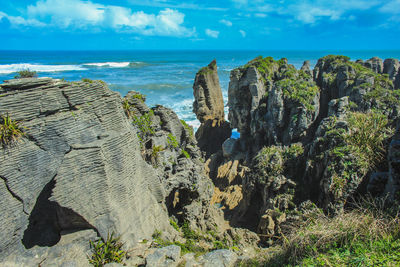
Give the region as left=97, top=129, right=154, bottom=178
left=88, top=233, right=127, bottom=267
left=14, top=69, right=37, bottom=79
left=0, top=114, right=25, bottom=147
left=132, top=110, right=155, bottom=142
left=240, top=197, right=400, bottom=266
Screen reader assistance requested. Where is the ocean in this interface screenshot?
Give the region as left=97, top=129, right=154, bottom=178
left=1, top=50, right=400, bottom=130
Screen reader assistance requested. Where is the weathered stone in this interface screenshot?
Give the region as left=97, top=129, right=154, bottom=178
left=300, top=60, right=313, bottom=77
left=195, top=119, right=231, bottom=157
left=198, top=249, right=238, bottom=267
left=0, top=78, right=172, bottom=265
left=385, top=125, right=400, bottom=199
left=145, top=245, right=181, bottom=267
left=363, top=57, right=383, bottom=73
left=193, top=59, right=225, bottom=123
left=193, top=60, right=231, bottom=157
left=222, top=138, right=237, bottom=158
left=383, top=58, right=400, bottom=80
left=228, top=57, right=319, bottom=149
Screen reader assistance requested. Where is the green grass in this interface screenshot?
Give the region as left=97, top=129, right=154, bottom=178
left=14, top=69, right=37, bottom=79
left=181, top=149, right=190, bottom=159
left=180, top=119, right=194, bottom=139
left=250, top=197, right=400, bottom=266
left=88, top=233, right=127, bottom=267
left=0, top=114, right=26, bottom=147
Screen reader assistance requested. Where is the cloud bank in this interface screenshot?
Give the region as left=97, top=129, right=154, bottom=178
left=2, top=0, right=195, bottom=37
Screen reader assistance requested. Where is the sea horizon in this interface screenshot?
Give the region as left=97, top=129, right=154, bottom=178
left=2, top=49, right=400, bottom=130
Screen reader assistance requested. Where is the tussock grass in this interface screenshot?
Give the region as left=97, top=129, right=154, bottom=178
left=263, top=196, right=400, bottom=266
left=88, top=233, right=126, bottom=267
left=0, top=114, right=25, bottom=147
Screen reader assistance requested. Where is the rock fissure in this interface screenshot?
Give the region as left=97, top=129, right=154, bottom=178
left=0, top=175, right=28, bottom=215
left=61, top=90, right=78, bottom=111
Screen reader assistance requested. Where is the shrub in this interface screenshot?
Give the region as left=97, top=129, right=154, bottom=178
left=167, top=133, right=179, bottom=149
left=82, top=78, right=94, bottom=83
left=131, top=93, right=145, bottom=102
left=14, top=69, right=37, bottom=79
left=88, top=233, right=126, bottom=267
left=132, top=110, right=155, bottom=142
left=327, top=111, right=394, bottom=176
left=0, top=114, right=25, bottom=147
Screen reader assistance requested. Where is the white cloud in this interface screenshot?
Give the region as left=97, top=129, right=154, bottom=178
left=230, top=0, right=381, bottom=24
left=254, top=13, right=267, bottom=18
left=219, top=19, right=232, bottom=26
left=3, top=0, right=194, bottom=37
left=205, top=29, right=219, bottom=38
left=0, top=11, right=45, bottom=27
left=239, top=30, right=246, bottom=37
left=380, top=0, right=400, bottom=14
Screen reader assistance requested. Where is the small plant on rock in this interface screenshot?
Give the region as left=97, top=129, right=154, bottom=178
left=82, top=78, right=94, bottom=83
left=133, top=110, right=155, bottom=142
left=0, top=114, right=26, bottom=147
left=14, top=69, right=37, bottom=79
left=167, top=133, right=179, bottom=149
left=88, top=232, right=126, bottom=267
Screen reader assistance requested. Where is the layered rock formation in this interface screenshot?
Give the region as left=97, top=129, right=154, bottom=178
left=193, top=60, right=231, bottom=156
left=122, top=91, right=214, bottom=228
left=0, top=78, right=217, bottom=266
left=221, top=55, right=400, bottom=240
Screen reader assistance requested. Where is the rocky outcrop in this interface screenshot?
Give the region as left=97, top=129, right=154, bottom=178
left=0, top=78, right=174, bottom=266
left=193, top=60, right=231, bottom=156
left=228, top=57, right=320, bottom=153
left=122, top=91, right=215, bottom=229
left=0, top=78, right=216, bottom=266
left=224, top=55, right=400, bottom=239
left=193, top=59, right=225, bottom=122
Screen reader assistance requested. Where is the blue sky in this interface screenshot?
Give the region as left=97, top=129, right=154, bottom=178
left=0, top=0, right=399, bottom=50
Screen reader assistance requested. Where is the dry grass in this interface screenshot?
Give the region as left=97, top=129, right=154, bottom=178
left=265, top=196, right=400, bottom=266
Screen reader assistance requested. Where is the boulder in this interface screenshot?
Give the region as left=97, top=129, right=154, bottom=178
left=145, top=245, right=181, bottom=267
left=198, top=249, right=238, bottom=267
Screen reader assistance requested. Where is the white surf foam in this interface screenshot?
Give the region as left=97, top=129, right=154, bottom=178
left=0, top=63, right=86, bottom=74
left=83, top=62, right=147, bottom=68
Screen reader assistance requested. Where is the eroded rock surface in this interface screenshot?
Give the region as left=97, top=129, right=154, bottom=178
left=193, top=60, right=231, bottom=157
left=0, top=78, right=177, bottom=266
left=223, top=55, right=400, bottom=241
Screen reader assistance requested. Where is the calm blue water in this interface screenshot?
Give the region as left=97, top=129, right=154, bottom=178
left=1, top=50, right=399, bottom=129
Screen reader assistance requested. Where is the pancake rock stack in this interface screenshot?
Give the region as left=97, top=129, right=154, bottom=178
left=193, top=59, right=231, bottom=157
